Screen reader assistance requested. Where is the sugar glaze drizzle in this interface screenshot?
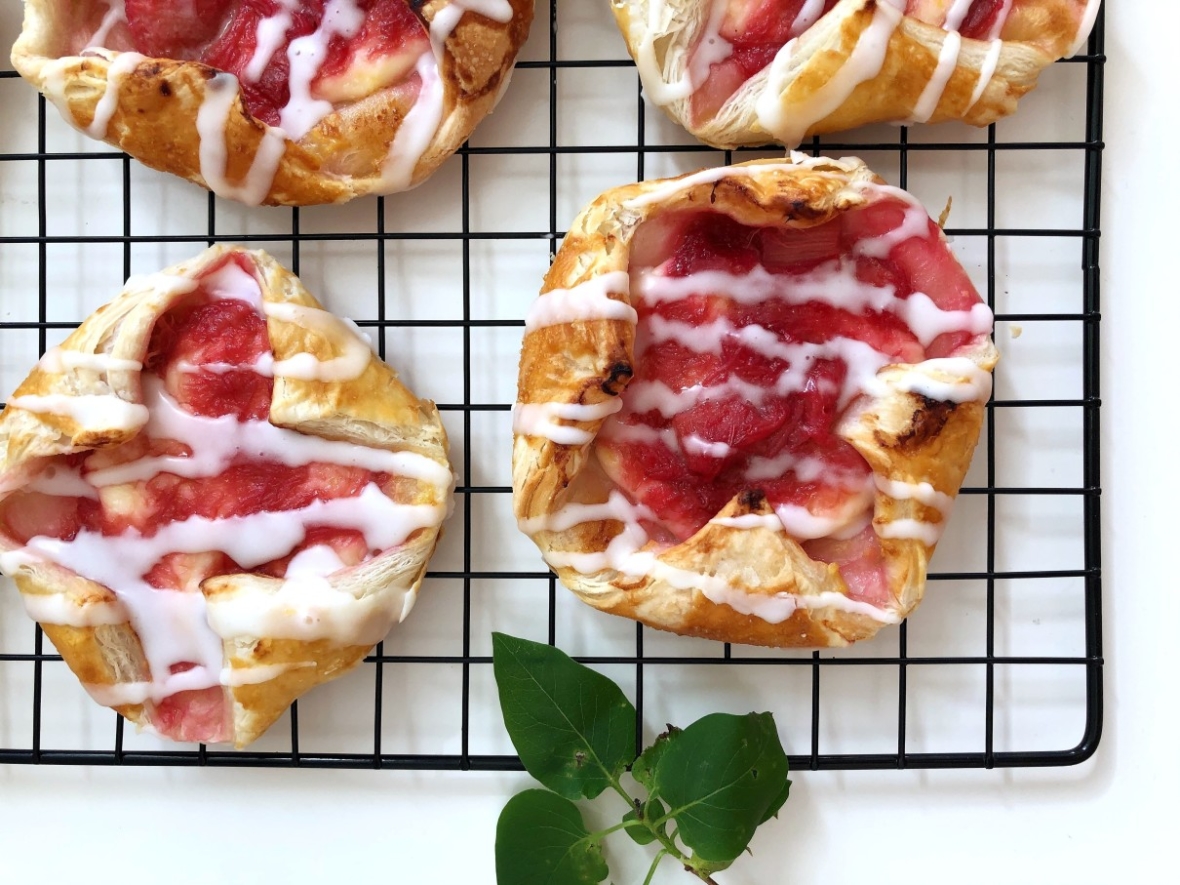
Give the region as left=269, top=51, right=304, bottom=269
left=0, top=257, right=451, bottom=719
left=516, top=161, right=993, bottom=622
left=635, top=0, right=1100, bottom=143
left=68, top=0, right=518, bottom=202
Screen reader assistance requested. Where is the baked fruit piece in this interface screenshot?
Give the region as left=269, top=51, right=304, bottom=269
left=513, top=156, right=997, bottom=647
left=0, top=246, right=453, bottom=746
left=10, top=0, right=534, bottom=205
left=612, top=0, right=1102, bottom=148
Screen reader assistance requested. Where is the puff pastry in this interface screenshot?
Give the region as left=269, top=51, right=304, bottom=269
left=612, top=0, right=1102, bottom=148
left=11, top=0, right=534, bottom=205
left=513, top=155, right=997, bottom=647
left=0, top=246, right=453, bottom=746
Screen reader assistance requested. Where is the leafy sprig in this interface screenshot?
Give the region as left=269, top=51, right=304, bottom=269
left=492, top=632, right=791, bottom=884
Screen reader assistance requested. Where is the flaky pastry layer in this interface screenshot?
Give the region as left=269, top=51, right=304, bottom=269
left=0, top=246, right=453, bottom=746
left=612, top=0, right=1099, bottom=148
left=11, top=0, right=534, bottom=205
left=512, top=156, right=997, bottom=648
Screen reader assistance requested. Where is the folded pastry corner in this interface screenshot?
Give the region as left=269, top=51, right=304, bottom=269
left=612, top=0, right=1101, bottom=148
left=11, top=0, right=535, bottom=205
left=0, top=245, right=454, bottom=747
left=513, top=154, right=997, bottom=648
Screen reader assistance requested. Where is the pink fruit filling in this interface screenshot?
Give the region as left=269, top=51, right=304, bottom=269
left=0, top=254, right=388, bottom=741
left=690, top=0, right=1024, bottom=123
left=82, top=0, right=430, bottom=128
left=596, top=198, right=986, bottom=605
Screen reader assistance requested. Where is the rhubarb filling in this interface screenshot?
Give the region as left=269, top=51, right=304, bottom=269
left=0, top=254, right=445, bottom=743
left=593, top=194, right=992, bottom=607
left=73, top=0, right=431, bottom=136
left=685, top=0, right=1077, bottom=124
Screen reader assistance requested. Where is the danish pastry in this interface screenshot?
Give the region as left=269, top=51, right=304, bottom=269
left=11, top=0, right=534, bottom=205
left=612, top=0, right=1102, bottom=148
left=513, top=155, right=997, bottom=647
left=0, top=246, right=453, bottom=746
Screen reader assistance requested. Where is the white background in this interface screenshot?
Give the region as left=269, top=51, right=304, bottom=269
left=1, top=1, right=1176, bottom=882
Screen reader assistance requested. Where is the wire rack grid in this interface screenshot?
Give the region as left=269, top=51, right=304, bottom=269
left=0, top=1, right=1103, bottom=772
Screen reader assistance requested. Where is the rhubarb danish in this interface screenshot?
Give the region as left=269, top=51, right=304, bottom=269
left=10, top=0, right=534, bottom=205
left=513, top=156, right=996, bottom=647
left=0, top=246, right=453, bottom=746
left=613, top=0, right=1102, bottom=148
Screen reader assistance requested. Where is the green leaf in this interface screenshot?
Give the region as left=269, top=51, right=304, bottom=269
left=649, top=711, right=791, bottom=872
left=492, top=632, right=637, bottom=800
left=630, top=725, right=677, bottom=796
left=623, top=798, right=667, bottom=846
left=496, top=789, right=609, bottom=885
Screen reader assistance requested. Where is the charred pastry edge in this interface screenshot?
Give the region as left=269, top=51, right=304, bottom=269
left=10, top=0, right=535, bottom=205
left=0, top=245, right=454, bottom=746
left=611, top=0, right=1096, bottom=149
left=512, top=155, right=998, bottom=649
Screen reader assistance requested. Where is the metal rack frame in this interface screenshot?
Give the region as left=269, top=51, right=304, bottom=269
left=0, top=2, right=1103, bottom=770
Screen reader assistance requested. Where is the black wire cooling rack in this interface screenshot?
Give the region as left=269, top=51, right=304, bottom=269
left=0, top=2, right=1103, bottom=771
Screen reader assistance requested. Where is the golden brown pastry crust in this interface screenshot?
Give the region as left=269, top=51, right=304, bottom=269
left=512, top=156, right=997, bottom=648
left=612, top=0, right=1098, bottom=149
left=10, top=0, right=534, bottom=205
left=0, top=246, right=453, bottom=746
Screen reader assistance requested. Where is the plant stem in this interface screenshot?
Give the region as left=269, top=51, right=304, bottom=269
left=642, top=849, right=670, bottom=885
left=605, top=778, right=706, bottom=881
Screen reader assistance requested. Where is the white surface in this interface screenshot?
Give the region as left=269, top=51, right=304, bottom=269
left=0, top=1, right=1176, bottom=882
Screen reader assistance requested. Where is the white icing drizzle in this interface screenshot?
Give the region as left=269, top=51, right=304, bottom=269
left=123, top=272, right=199, bottom=300
left=37, top=347, right=142, bottom=375
left=534, top=496, right=897, bottom=624
left=1067, top=0, right=1103, bottom=57
left=380, top=0, right=514, bottom=190
left=518, top=490, right=656, bottom=535
left=682, top=434, right=731, bottom=459
left=521, top=161, right=994, bottom=625
left=792, top=0, right=830, bottom=32
left=246, top=0, right=299, bottom=82
left=220, top=661, right=315, bottom=688
left=202, top=259, right=265, bottom=307
left=942, top=0, right=976, bottom=31
left=82, top=377, right=451, bottom=490
left=634, top=0, right=696, bottom=104
left=867, top=357, right=994, bottom=403
left=81, top=660, right=316, bottom=706
left=18, top=484, right=445, bottom=697
left=281, top=0, right=366, bottom=139
left=26, top=464, right=101, bottom=500
left=17, top=590, right=128, bottom=627
left=86, top=51, right=145, bottom=139
left=196, top=73, right=288, bottom=206
left=204, top=564, right=419, bottom=646
left=263, top=302, right=373, bottom=382
left=878, top=517, right=943, bottom=546
left=966, top=39, right=1003, bottom=111
left=380, top=50, right=444, bottom=191
left=86, top=0, right=127, bottom=50
left=512, top=400, right=624, bottom=445
left=286, top=543, right=350, bottom=577
left=849, top=185, right=932, bottom=257
left=709, top=513, right=783, bottom=531
left=874, top=476, right=954, bottom=513
left=7, top=394, right=148, bottom=431
left=910, top=30, right=961, bottom=123
left=2, top=278, right=453, bottom=716
left=624, top=159, right=835, bottom=210
left=774, top=487, right=873, bottom=541
left=756, top=0, right=905, bottom=147
left=525, top=272, right=637, bottom=331
left=82, top=665, right=217, bottom=707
